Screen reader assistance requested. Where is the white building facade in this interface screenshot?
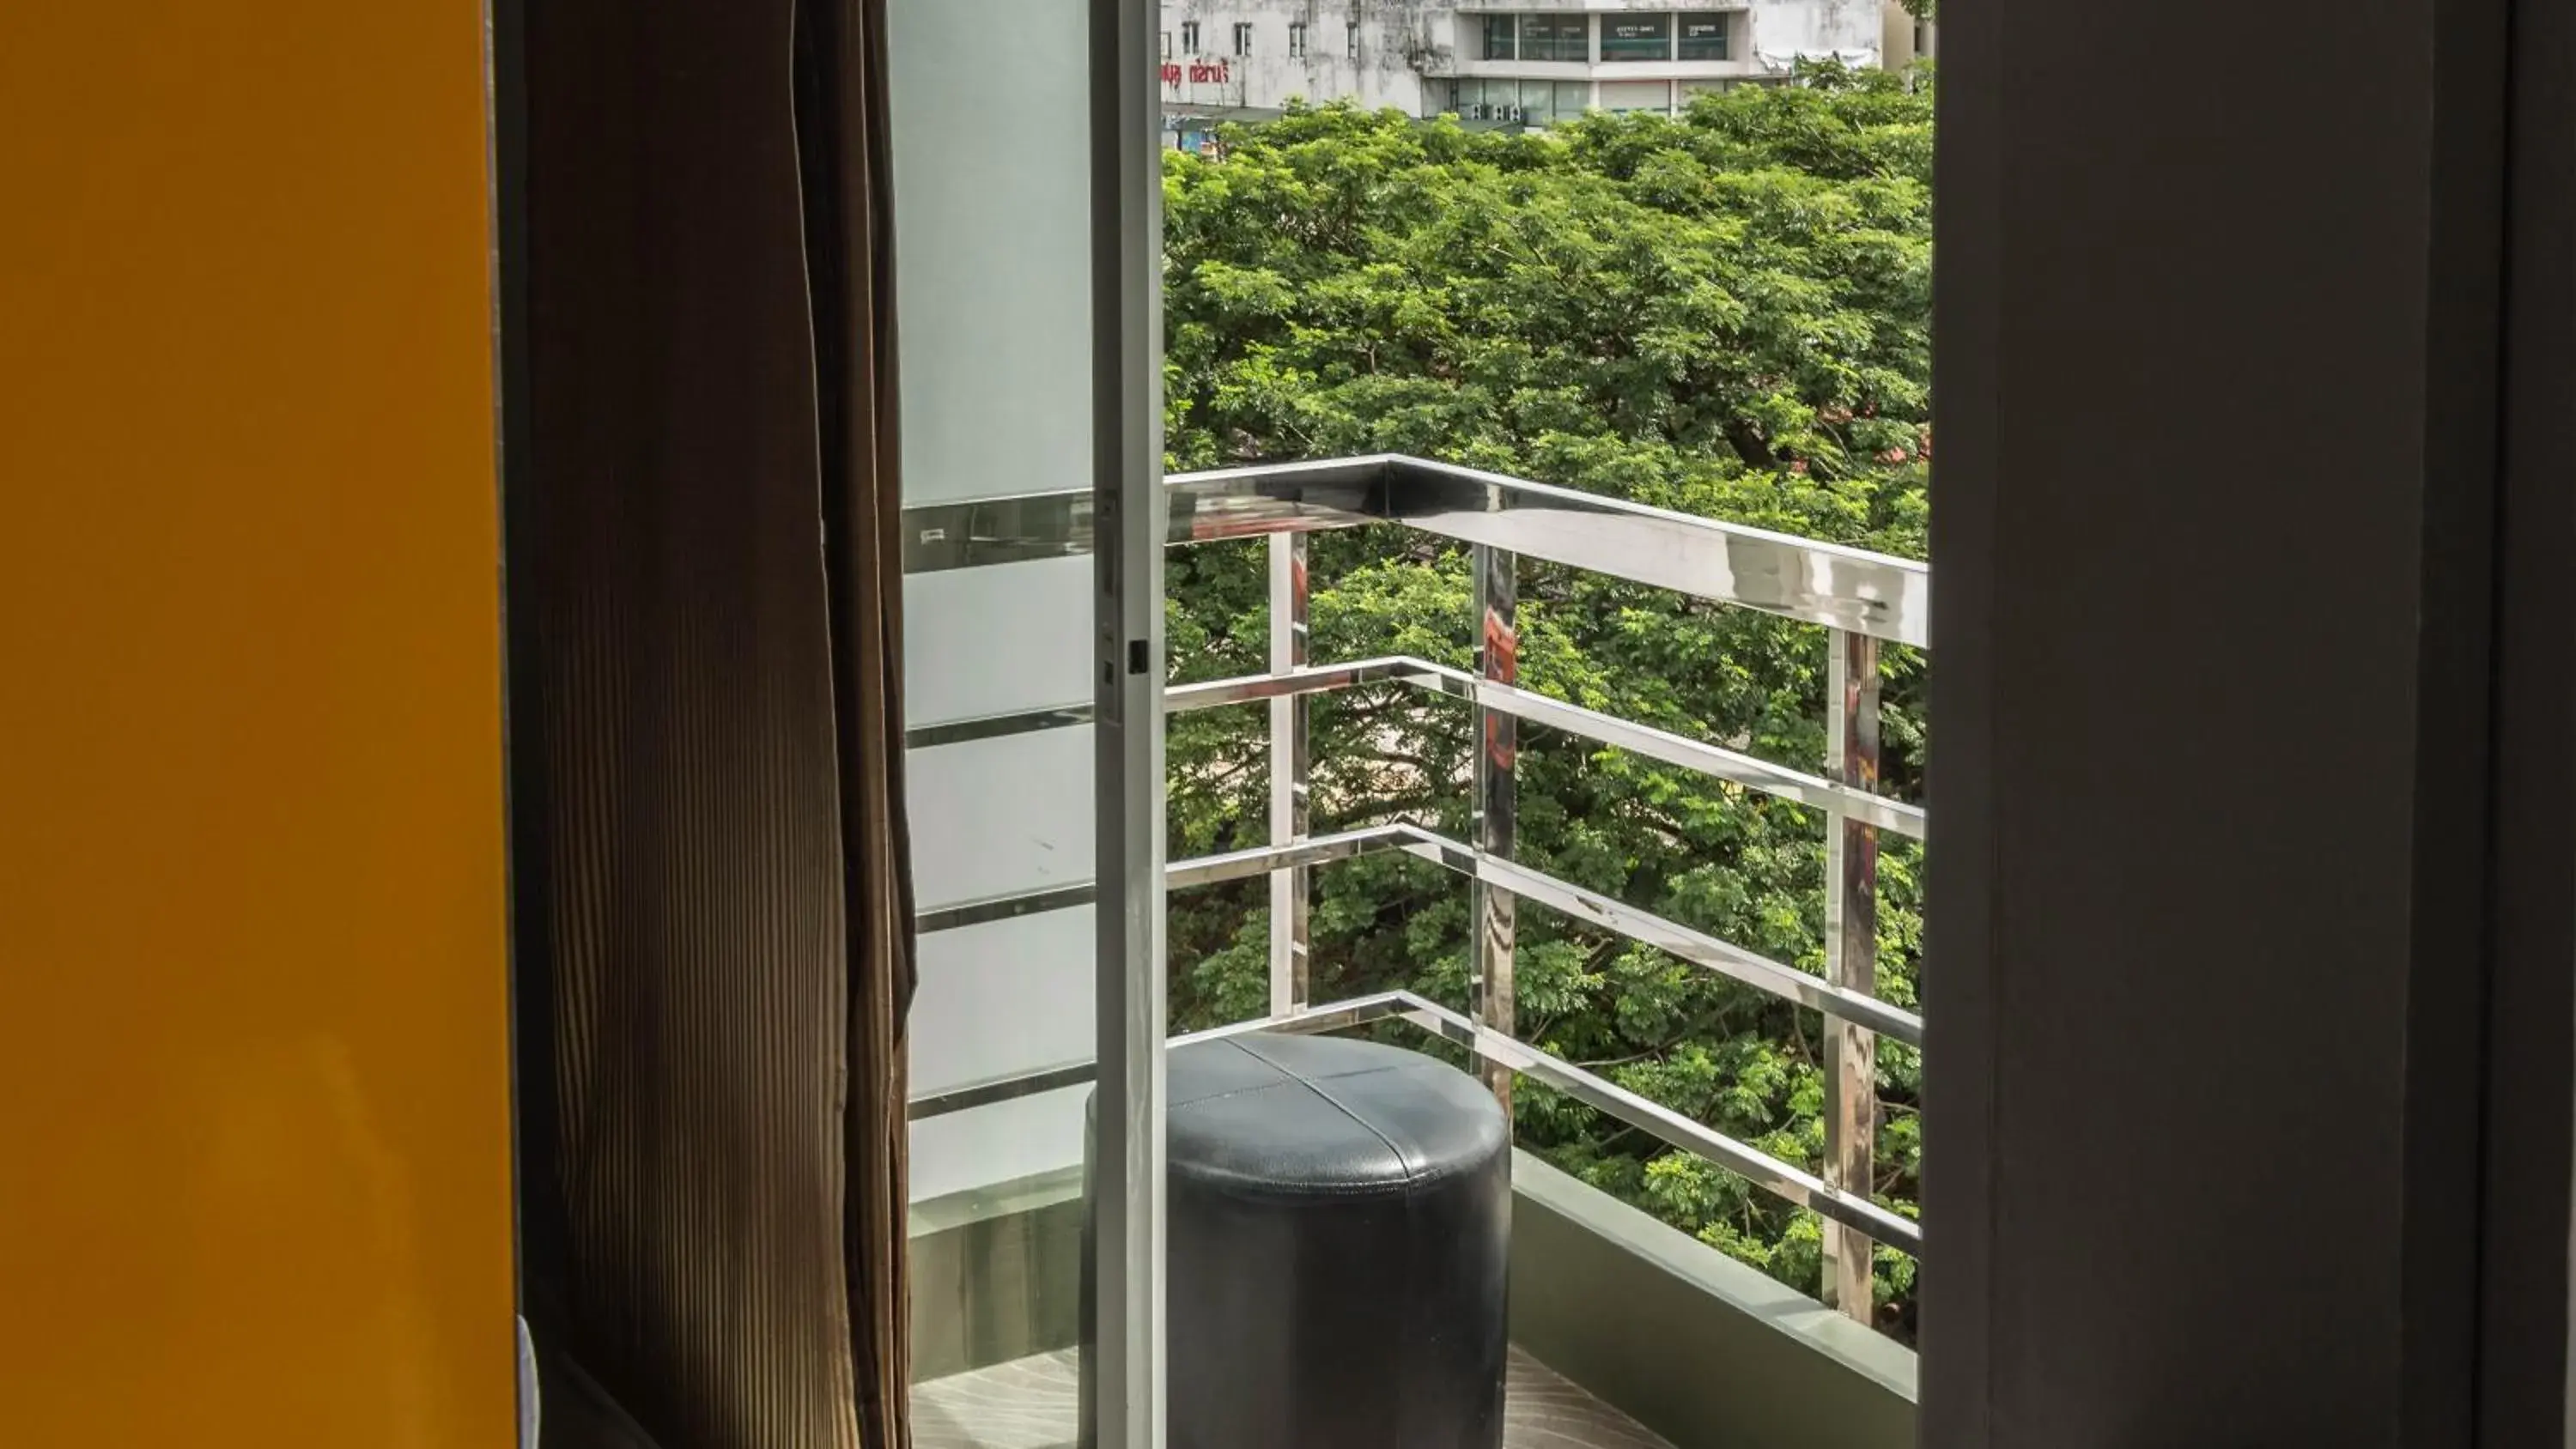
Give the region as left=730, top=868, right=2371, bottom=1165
left=1160, top=0, right=1928, bottom=143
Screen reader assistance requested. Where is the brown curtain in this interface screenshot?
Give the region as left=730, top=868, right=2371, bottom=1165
left=507, top=0, right=914, bottom=1445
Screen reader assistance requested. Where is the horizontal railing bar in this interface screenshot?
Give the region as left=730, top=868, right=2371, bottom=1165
left=1354, top=823, right=1921, bottom=1046
left=905, top=1058, right=1097, bottom=1121
left=924, top=825, right=1917, bottom=1043
left=906, top=705, right=1094, bottom=752
left=1491, top=676, right=1927, bottom=840
left=899, top=455, right=1929, bottom=646
left=902, top=488, right=1095, bottom=573
left=910, top=659, right=1925, bottom=840
left=1175, top=454, right=1931, bottom=646
left=1165, top=656, right=1472, bottom=712
left=904, top=989, right=1917, bottom=1251
left=1473, top=849, right=1923, bottom=1046
left=1167, top=657, right=1925, bottom=840
left=1166, top=454, right=1388, bottom=543
left=1163, top=824, right=1419, bottom=890
left=1157, top=457, right=1933, bottom=644
left=1175, top=991, right=1423, bottom=1050
left=902, top=466, right=1380, bottom=574
left=1388, top=992, right=1921, bottom=1249
left=1197, top=823, right=1920, bottom=1043
left=1376, top=457, right=1928, bottom=647
left=906, top=992, right=1420, bottom=1121
left=915, top=882, right=1099, bottom=936
left=916, top=829, right=1422, bottom=934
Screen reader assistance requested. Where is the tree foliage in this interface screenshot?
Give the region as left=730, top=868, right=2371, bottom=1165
left=1162, top=66, right=1933, bottom=1335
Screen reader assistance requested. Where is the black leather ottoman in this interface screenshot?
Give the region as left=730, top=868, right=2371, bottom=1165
left=1083, top=1033, right=1511, bottom=1449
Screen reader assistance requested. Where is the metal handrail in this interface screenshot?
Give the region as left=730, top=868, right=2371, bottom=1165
left=1165, top=656, right=1925, bottom=839
left=909, top=990, right=1922, bottom=1252
left=902, top=454, right=1929, bottom=646
left=901, top=454, right=1927, bottom=1320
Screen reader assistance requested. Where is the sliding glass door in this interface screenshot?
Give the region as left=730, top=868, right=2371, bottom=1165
left=890, top=1, right=1163, bottom=1443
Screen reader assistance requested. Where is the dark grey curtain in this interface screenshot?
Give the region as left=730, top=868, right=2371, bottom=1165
left=504, top=0, right=914, bottom=1444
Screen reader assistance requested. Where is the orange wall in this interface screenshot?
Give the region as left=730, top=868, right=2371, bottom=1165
left=0, top=6, right=512, bottom=1446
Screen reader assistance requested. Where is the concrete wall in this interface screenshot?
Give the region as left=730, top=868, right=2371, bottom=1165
left=1880, top=0, right=1926, bottom=66
left=1163, top=0, right=1441, bottom=117
left=1161, top=0, right=1897, bottom=120
left=1745, top=0, right=1883, bottom=68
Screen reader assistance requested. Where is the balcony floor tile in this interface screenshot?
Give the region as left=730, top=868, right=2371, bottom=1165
left=912, top=1344, right=1673, bottom=1449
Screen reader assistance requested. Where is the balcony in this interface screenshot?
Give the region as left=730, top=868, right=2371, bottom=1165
left=1425, top=9, right=1767, bottom=88
left=1443, top=57, right=1770, bottom=83
left=904, top=456, right=1923, bottom=1447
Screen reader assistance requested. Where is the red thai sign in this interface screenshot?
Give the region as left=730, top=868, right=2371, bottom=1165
left=1162, top=60, right=1232, bottom=86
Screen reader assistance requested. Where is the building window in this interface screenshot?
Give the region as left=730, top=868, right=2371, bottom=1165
left=1601, top=13, right=1671, bottom=62
left=1234, top=21, right=1255, bottom=55
left=1449, top=76, right=1529, bottom=125
left=1348, top=21, right=1362, bottom=59
left=1162, top=30, right=1173, bottom=58
left=1181, top=21, right=1199, bottom=53
left=1480, top=15, right=1516, bottom=60
left=1599, top=77, right=1674, bottom=112
left=1441, top=75, right=1592, bottom=128
left=1289, top=21, right=1307, bottom=56
left=1522, top=14, right=1588, bottom=63
left=1677, top=12, right=1731, bottom=60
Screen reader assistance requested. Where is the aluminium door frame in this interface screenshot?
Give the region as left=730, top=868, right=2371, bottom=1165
left=1089, top=0, right=1167, bottom=1444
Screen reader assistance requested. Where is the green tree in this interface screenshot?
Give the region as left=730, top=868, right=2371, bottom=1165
left=1162, top=66, right=1933, bottom=1335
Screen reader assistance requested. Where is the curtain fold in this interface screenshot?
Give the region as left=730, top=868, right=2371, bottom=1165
left=795, top=0, right=919, bottom=1439
left=509, top=0, right=913, bottom=1444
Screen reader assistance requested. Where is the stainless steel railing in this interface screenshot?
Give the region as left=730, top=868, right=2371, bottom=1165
left=903, top=454, right=1929, bottom=1320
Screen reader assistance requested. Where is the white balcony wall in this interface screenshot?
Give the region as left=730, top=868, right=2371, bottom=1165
left=890, top=0, right=1097, bottom=1206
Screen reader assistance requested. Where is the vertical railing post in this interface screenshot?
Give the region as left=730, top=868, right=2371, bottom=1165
left=1822, top=627, right=1883, bottom=1325
left=1267, top=531, right=1310, bottom=1018
left=1470, top=544, right=1519, bottom=1115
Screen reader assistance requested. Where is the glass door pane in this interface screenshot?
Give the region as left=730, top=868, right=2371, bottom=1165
left=890, top=1, right=1164, bottom=1443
